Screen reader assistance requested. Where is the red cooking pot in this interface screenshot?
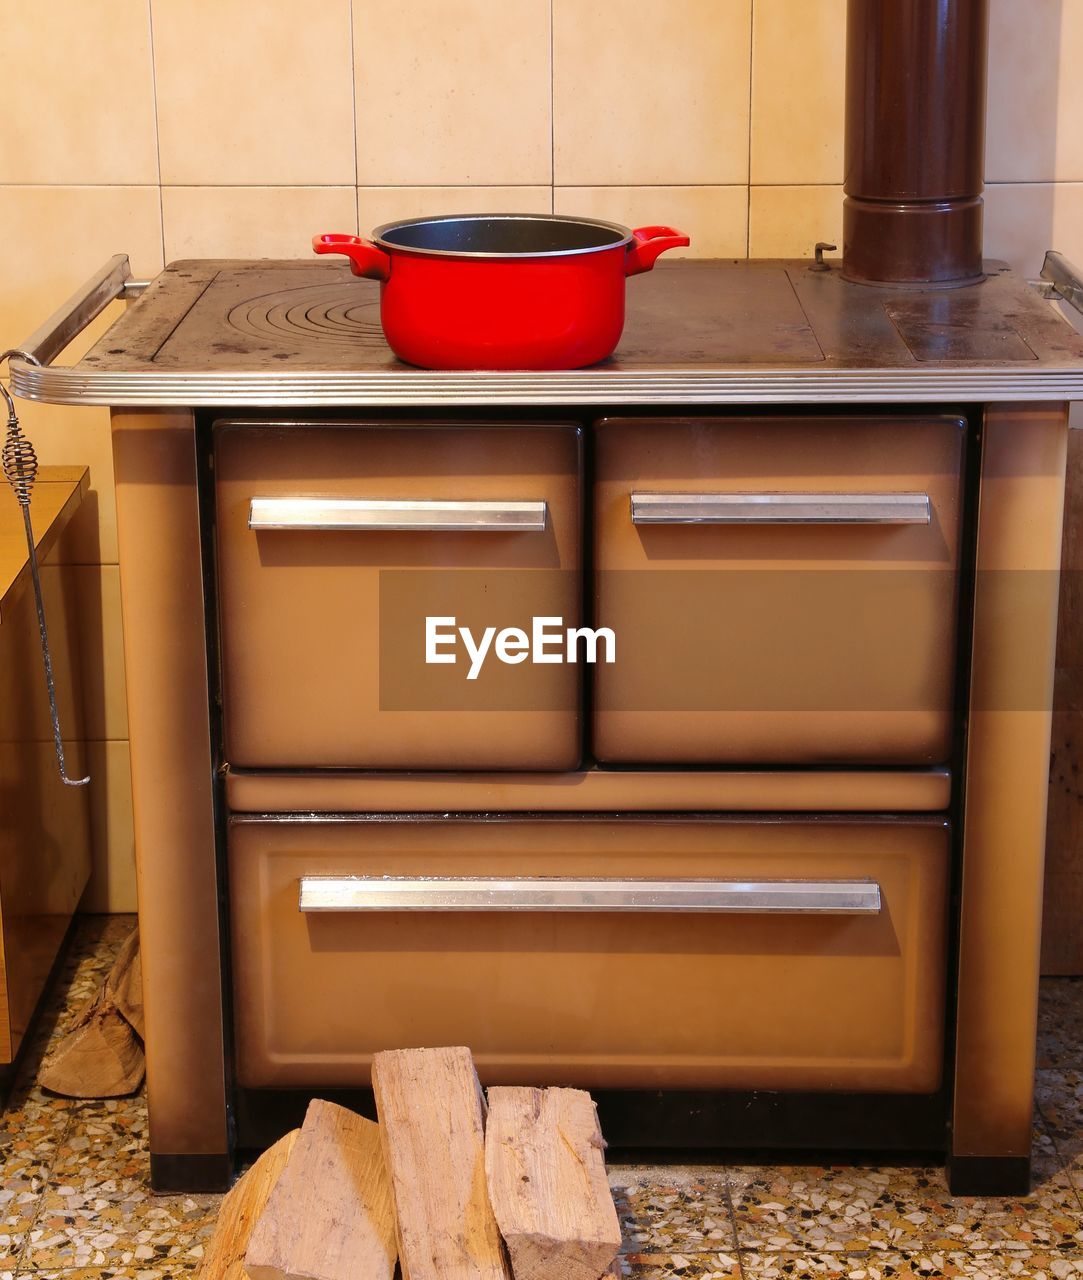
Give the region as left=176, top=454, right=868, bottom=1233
left=312, top=213, right=689, bottom=370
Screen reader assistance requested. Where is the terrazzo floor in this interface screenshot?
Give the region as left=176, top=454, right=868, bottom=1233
left=5, top=917, right=1083, bottom=1280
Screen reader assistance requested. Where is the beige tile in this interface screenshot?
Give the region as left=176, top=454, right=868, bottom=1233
left=748, top=185, right=843, bottom=259
left=162, top=187, right=357, bottom=262
left=72, top=565, right=128, bottom=743
left=6, top=398, right=117, bottom=564
left=984, top=182, right=1083, bottom=278
left=553, top=0, right=752, bottom=186
left=82, top=741, right=136, bottom=915
left=0, top=188, right=163, bottom=366
left=554, top=188, right=748, bottom=258
left=751, top=0, right=845, bottom=185
left=153, top=0, right=355, bottom=185
left=353, top=0, right=551, bottom=185
left=0, top=0, right=158, bottom=184
left=986, top=0, right=1083, bottom=183
left=357, top=187, right=552, bottom=231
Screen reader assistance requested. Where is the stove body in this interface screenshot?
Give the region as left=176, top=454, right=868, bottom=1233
left=15, top=255, right=1083, bottom=1196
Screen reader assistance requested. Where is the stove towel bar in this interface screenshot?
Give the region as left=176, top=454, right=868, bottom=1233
left=1041, top=251, right=1083, bottom=318
left=11, top=255, right=144, bottom=374
left=297, top=875, right=882, bottom=915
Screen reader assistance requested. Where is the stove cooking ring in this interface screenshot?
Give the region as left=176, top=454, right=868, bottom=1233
left=226, top=283, right=386, bottom=351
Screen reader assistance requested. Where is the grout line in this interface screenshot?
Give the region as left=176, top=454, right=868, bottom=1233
left=549, top=0, right=555, bottom=213
left=745, top=0, right=754, bottom=258
left=0, top=178, right=1068, bottom=189
left=145, top=0, right=167, bottom=267
left=348, top=0, right=360, bottom=233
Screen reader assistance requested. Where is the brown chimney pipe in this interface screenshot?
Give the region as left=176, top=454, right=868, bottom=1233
left=842, top=0, right=989, bottom=287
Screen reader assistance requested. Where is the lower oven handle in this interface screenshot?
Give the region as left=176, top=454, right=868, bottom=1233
left=298, top=876, right=881, bottom=915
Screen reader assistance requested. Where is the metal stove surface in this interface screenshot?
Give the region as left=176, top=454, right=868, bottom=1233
left=14, top=257, right=1083, bottom=407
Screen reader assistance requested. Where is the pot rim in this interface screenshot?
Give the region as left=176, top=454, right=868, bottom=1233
left=369, top=212, right=634, bottom=260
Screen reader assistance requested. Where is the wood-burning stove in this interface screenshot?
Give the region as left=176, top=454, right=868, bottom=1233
left=9, top=244, right=1083, bottom=1195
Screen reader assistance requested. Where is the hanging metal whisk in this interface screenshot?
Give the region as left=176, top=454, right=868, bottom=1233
left=0, top=349, right=88, bottom=786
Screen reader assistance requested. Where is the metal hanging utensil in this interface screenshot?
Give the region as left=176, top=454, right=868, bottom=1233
left=0, top=349, right=88, bottom=786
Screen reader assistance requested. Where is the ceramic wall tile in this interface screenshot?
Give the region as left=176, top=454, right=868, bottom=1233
left=984, top=182, right=1083, bottom=278
left=162, top=187, right=357, bottom=262
left=750, top=0, right=846, bottom=186
left=553, top=0, right=752, bottom=186
left=748, top=185, right=843, bottom=259
left=356, top=187, right=552, bottom=231
left=0, top=0, right=158, bottom=185
left=72, top=565, right=128, bottom=744
left=81, top=743, right=138, bottom=925
left=152, top=0, right=355, bottom=185
left=353, top=0, right=551, bottom=185
left=0, top=188, right=163, bottom=366
left=554, top=187, right=748, bottom=258
left=986, top=0, right=1083, bottom=183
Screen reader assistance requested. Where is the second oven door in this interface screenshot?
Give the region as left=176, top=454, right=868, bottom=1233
left=228, top=815, right=948, bottom=1093
left=592, top=414, right=965, bottom=764
left=214, top=421, right=582, bottom=770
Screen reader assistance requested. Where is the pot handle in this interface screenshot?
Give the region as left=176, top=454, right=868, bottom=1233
left=624, top=225, right=690, bottom=276
left=313, top=233, right=391, bottom=281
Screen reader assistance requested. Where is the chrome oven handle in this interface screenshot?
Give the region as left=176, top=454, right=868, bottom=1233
left=249, top=497, right=548, bottom=532
left=630, top=492, right=931, bottom=525
left=298, top=876, right=882, bottom=915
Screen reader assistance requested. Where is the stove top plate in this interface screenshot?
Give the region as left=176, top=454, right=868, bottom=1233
left=142, top=260, right=827, bottom=370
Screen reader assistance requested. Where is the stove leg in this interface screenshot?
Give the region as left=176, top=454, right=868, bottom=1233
left=947, top=1155, right=1032, bottom=1197
left=150, top=1153, right=234, bottom=1194
left=951, top=403, right=1069, bottom=1196
left=112, top=410, right=233, bottom=1193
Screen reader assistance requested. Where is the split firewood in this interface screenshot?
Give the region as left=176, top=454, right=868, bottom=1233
left=245, top=1100, right=396, bottom=1280
left=485, top=1087, right=621, bottom=1280
left=106, top=928, right=144, bottom=1038
left=372, top=1046, right=512, bottom=1280
left=39, top=985, right=144, bottom=1098
left=198, top=1129, right=299, bottom=1280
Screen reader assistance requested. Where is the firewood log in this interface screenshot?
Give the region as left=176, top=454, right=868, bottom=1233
left=245, top=1100, right=396, bottom=1280
left=372, top=1046, right=511, bottom=1280
left=199, top=1130, right=299, bottom=1280
left=485, top=1087, right=621, bottom=1280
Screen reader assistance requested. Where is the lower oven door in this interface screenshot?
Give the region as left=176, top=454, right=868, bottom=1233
left=228, top=815, right=948, bottom=1093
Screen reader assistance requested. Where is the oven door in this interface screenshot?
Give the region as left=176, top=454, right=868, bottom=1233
left=214, top=421, right=583, bottom=770
left=592, top=414, right=965, bottom=764
left=228, top=814, right=949, bottom=1093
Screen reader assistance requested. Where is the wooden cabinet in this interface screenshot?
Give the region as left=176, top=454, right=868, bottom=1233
left=0, top=469, right=91, bottom=1063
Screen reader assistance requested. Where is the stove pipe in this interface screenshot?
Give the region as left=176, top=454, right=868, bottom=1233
left=842, top=0, right=989, bottom=286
